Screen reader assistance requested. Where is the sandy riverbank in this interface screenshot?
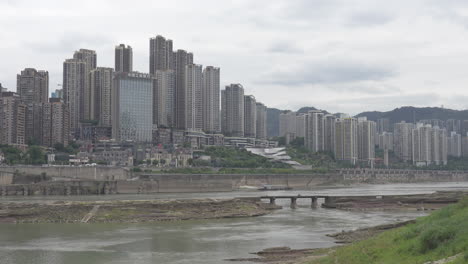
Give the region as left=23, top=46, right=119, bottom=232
left=0, top=198, right=280, bottom=224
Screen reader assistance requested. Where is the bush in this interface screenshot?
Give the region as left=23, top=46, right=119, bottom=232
left=419, top=226, right=456, bottom=253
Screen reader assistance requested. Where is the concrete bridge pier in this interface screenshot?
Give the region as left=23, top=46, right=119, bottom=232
left=290, top=197, right=297, bottom=209
left=311, top=197, right=318, bottom=208
left=269, top=197, right=276, bottom=205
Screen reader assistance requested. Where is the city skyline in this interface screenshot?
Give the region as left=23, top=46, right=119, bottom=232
left=3, top=1, right=468, bottom=115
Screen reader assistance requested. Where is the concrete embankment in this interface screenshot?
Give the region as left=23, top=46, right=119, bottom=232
left=2, top=167, right=468, bottom=196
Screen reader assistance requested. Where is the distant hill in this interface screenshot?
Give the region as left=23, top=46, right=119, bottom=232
left=356, top=106, right=468, bottom=124
left=297, top=107, right=318, bottom=114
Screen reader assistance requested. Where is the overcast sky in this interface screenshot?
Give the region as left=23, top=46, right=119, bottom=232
left=2, top=0, right=468, bottom=115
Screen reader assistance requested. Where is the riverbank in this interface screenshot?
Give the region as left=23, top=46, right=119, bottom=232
left=299, top=196, right=468, bottom=264
left=0, top=198, right=280, bottom=224
left=323, top=191, right=468, bottom=211
left=234, top=191, right=468, bottom=263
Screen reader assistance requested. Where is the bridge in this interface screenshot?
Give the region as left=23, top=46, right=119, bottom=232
left=260, top=195, right=331, bottom=209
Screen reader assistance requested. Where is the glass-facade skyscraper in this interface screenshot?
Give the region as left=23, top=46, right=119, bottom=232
left=112, top=72, right=154, bottom=142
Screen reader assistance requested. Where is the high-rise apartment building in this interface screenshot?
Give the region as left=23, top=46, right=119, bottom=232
left=174, top=49, right=194, bottom=129
left=377, top=118, right=391, bottom=134
left=377, top=132, right=394, bottom=151
left=17, top=68, right=49, bottom=145
left=357, top=120, right=376, bottom=162
left=149, top=35, right=174, bottom=74
left=296, top=114, right=306, bottom=138
left=335, top=118, right=358, bottom=164
left=244, top=95, right=257, bottom=138
left=394, top=121, right=414, bottom=162
left=221, top=84, right=244, bottom=137
left=63, top=58, right=86, bottom=134
left=412, top=124, right=432, bottom=166
left=153, top=70, right=175, bottom=128
left=115, top=44, right=133, bottom=73
left=0, top=92, right=26, bottom=146
left=90, top=67, right=113, bottom=127
left=184, top=64, right=203, bottom=131
left=17, top=68, right=49, bottom=105
left=112, top=72, right=154, bottom=142
left=433, top=126, right=448, bottom=165
left=51, top=89, right=64, bottom=99
left=202, top=66, right=220, bottom=133
left=446, top=119, right=461, bottom=135
left=323, top=115, right=336, bottom=152
left=256, top=102, right=267, bottom=140
left=447, top=131, right=461, bottom=157
left=42, top=98, right=70, bottom=147
left=73, top=49, right=97, bottom=121
left=305, top=111, right=324, bottom=152
left=279, top=111, right=297, bottom=137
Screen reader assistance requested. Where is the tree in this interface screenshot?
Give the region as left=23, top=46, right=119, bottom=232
left=26, top=146, right=46, bottom=165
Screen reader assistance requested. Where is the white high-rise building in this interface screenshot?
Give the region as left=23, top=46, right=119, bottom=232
left=394, top=121, right=414, bottom=162
left=305, top=111, right=324, bottom=152
left=202, top=66, right=220, bottom=133
left=335, top=118, right=358, bottom=164
left=184, top=64, right=203, bottom=131
left=279, top=111, right=297, bottom=137
left=412, top=124, right=432, bottom=166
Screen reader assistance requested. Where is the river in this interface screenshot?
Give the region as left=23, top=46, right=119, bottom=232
left=1, top=182, right=468, bottom=264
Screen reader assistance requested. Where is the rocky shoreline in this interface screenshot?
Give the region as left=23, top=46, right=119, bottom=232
left=0, top=198, right=280, bottom=224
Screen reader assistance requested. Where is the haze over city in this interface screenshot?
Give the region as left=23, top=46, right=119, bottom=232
left=2, top=0, right=468, bottom=114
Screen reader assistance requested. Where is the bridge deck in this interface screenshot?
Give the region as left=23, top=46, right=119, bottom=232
left=260, top=195, right=329, bottom=199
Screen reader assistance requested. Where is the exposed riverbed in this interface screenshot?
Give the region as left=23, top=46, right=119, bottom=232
left=1, top=182, right=468, bottom=264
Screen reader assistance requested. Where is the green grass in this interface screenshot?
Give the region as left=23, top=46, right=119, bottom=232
left=307, top=197, right=468, bottom=264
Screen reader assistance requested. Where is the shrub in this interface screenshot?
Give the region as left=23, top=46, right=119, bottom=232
left=419, top=226, right=456, bottom=253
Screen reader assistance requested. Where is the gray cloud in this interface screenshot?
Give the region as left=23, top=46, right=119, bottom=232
left=346, top=12, right=395, bottom=27
left=257, top=61, right=397, bottom=86
left=24, top=32, right=114, bottom=54
left=267, top=42, right=303, bottom=54
left=2, top=0, right=468, bottom=115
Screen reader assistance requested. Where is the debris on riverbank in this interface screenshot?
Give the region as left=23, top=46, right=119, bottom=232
left=225, top=247, right=322, bottom=263
left=322, top=191, right=468, bottom=211
left=0, top=198, right=280, bottom=224
left=326, top=220, right=416, bottom=244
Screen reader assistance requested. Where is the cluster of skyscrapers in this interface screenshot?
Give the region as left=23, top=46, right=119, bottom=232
left=281, top=111, right=377, bottom=165
left=0, top=35, right=268, bottom=149
left=390, top=119, right=467, bottom=166
left=280, top=110, right=468, bottom=166
left=0, top=69, right=69, bottom=148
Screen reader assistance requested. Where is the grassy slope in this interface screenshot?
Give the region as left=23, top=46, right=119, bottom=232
left=306, top=198, right=468, bottom=264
